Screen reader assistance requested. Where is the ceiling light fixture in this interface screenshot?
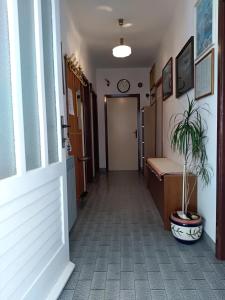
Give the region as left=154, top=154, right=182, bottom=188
left=123, top=23, right=133, bottom=28
left=112, top=19, right=132, bottom=58
left=97, top=5, right=113, bottom=12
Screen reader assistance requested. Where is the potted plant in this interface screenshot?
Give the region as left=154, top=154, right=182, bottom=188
left=169, top=96, right=212, bottom=244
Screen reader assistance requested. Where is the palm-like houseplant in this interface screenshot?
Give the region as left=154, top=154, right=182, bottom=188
left=169, top=96, right=212, bottom=242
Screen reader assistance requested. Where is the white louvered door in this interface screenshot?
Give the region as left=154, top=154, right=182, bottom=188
left=0, top=0, right=74, bottom=299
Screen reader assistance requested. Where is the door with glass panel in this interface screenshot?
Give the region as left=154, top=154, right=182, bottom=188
left=0, top=1, right=74, bottom=299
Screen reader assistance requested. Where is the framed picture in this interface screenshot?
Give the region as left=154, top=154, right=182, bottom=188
left=196, top=0, right=213, bottom=58
left=176, top=36, right=194, bottom=98
left=162, top=57, right=173, bottom=101
left=195, top=49, right=214, bottom=100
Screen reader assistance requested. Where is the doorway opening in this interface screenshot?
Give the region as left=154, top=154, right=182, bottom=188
left=105, top=94, right=141, bottom=172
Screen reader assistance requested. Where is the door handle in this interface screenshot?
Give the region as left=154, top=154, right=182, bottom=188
left=62, top=124, right=71, bottom=129
left=78, top=156, right=90, bottom=162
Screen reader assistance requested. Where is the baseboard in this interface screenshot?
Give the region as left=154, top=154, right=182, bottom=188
left=203, top=232, right=216, bottom=253
left=46, top=262, right=75, bottom=300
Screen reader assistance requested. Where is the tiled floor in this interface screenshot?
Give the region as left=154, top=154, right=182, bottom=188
left=59, top=171, right=225, bottom=300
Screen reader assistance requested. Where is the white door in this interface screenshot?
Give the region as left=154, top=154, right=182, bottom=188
left=0, top=1, right=74, bottom=299
left=107, top=97, right=138, bottom=171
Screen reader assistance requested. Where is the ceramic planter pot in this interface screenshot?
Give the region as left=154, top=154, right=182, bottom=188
left=170, top=212, right=203, bottom=244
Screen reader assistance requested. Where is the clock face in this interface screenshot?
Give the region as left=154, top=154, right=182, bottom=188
left=117, top=79, right=130, bottom=93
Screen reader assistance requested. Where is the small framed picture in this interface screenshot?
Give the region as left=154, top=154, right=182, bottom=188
left=176, top=36, right=194, bottom=98
left=162, top=57, right=173, bottom=101
left=195, top=49, right=214, bottom=100
left=196, top=0, right=213, bottom=58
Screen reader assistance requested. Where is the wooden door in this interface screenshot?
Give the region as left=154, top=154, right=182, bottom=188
left=107, top=97, right=138, bottom=171
left=65, top=63, right=85, bottom=205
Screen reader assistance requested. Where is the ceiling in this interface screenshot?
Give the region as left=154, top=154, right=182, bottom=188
left=68, top=0, right=179, bottom=68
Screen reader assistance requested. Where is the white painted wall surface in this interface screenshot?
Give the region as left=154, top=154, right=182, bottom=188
left=60, top=1, right=96, bottom=86
left=96, top=68, right=150, bottom=169
left=154, top=0, right=218, bottom=242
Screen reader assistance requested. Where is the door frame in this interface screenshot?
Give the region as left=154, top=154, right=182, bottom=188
left=216, top=0, right=225, bottom=260
left=91, top=85, right=99, bottom=176
left=104, top=94, right=141, bottom=171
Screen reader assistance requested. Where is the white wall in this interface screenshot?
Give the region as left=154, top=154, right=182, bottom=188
left=96, top=68, right=150, bottom=169
left=60, top=1, right=95, bottom=86
left=154, top=0, right=218, bottom=242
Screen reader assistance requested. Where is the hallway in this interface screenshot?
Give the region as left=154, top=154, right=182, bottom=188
left=59, top=172, right=225, bottom=300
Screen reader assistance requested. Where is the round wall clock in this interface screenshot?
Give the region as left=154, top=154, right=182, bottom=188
left=117, top=79, right=130, bottom=93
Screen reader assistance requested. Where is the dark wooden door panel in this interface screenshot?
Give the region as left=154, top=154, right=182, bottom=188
left=65, top=62, right=85, bottom=205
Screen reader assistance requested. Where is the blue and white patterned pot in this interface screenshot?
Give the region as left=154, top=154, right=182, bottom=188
left=170, top=212, right=203, bottom=244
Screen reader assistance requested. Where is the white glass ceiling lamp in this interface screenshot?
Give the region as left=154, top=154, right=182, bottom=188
left=112, top=19, right=132, bottom=58
left=113, top=38, right=132, bottom=58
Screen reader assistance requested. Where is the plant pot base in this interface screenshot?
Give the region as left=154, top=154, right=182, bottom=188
left=170, top=212, right=203, bottom=244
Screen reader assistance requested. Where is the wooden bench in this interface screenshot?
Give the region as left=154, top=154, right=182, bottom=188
left=145, top=158, right=197, bottom=230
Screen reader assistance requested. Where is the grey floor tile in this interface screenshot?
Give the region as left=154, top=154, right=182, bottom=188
left=159, top=264, right=177, bottom=279
left=120, top=271, right=135, bottom=289
left=197, top=257, right=214, bottom=272
left=134, top=264, right=148, bottom=279
left=170, top=257, right=187, bottom=272
left=133, top=251, right=145, bottom=263
left=61, top=172, right=220, bottom=300
left=204, top=272, right=225, bottom=289
left=58, top=290, right=74, bottom=300
left=121, top=257, right=134, bottom=271
left=166, top=246, right=181, bottom=257
left=143, top=246, right=156, bottom=258
left=148, top=272, right=165, bottom=290
left=95, top=258, right=108, bottom=272
left=135, top=280, right=151, bottom=299
left=108, top=251, right=121, bottom=263
left=107, top=264, right=120, bottom=280
left=212, top=264, right=225, bottom=279
left=156, top=251, right=171, bottom=264
left=88, top=290, right=104, bottom=300
left=135, top=290, right=152, bottom=300
left=120, top=290, right=135, bottom=300
left=105, top=280, right=120, bottom=300
left=151, top=290, right=167, bottom=300
left=71, top=258, right=83, bottom=273
left=177, top=272, right=195, bottom=289
left=180, top=290, right=201, bottom=300
left=64, top=272, right=80, bottom=289
left=91, top=272, right=106, bottom=290
left=164, top=280, right=182, bottom=299
left=73, top=280, right=91, bottom=300
left=193, top=280, right=217, bottom=300
left=214, top=290, right=225, bottom=300
left=79, top=264, right=95, bottom=280
left=180, top=250, right=197, bottom=264
left=185, top=264, right=205, bottom=279
left=145, top=258, right=160, bottom=272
